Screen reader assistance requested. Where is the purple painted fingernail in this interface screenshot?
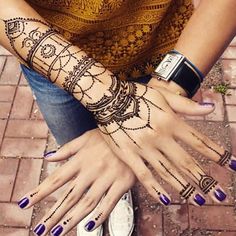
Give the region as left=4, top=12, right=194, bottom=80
left=214, top=189, right=226, bottom=201
left=84, top=220, right=96, bottom=232
left=229, top=160, right=236, bottom=171
left=34, top=224, right=45, bottom=236
left=194, top=194, right=205, bottom=206
left=44, top=150, right=56, bottom=158
left=51, top=225, right=63, bottom=236
left=159, top=194, right=171, bottom=206
left=199, top=102, right=215, bottom=107
left=18, top=197, right=29, bottom=209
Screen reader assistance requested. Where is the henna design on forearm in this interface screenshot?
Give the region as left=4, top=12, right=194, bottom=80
left=3, top=17, right=165, bottom=147
left=44, top=187, right=75, bottom=223
left=159, top=161, right=195, bottom=200
left=191, top=132, right=231, bottom=167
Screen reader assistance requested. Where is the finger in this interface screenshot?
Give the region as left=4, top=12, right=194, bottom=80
left=50, top=176, right=113, bottom=236
left=44, top=130, right=94, bottom=161
left=158, top=139, right=227, bottom=203
left=174, top=121, right=236, bottom=172
left=156, top=87, right=215, bottom=115
left=125, top=151, right=171, bottom=206
left=83, top=182, right=132, bottom=232
left=33, top=172, right=94, bottom=236
left=142, top=148, right=206, bottom=206
left=18, top=156, right=81, bottom=209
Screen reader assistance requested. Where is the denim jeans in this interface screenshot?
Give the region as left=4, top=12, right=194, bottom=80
left=21, top=65, right=151, bottom=146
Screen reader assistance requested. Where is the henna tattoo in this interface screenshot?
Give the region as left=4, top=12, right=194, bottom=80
left=191, top=132, right=232, bottom=167
left=30, top=191, right=38, bottom=198
left=95, top=213, right=103, bottom=221
left=198, top=174, right=218, bottom=194
left=3, top=17, right=164, bottom=147
left=152, top=187, right=161, bottom=195
left=63, top=217, right=72, bottom=225
left=217, top=150, right=231, bottom=166
left=159, top=161, right=195, bottom=200
left=87, top=79, right=163, bottom=147
left=44, top=187, right=75, bottom=223
left=179, top=183, right=195, bottom=200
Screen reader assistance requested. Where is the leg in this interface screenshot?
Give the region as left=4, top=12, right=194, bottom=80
left=21, top=65, right=97, bottom=146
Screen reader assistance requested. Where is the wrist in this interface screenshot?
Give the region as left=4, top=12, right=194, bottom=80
left=148, top=78, right=188, bottom=97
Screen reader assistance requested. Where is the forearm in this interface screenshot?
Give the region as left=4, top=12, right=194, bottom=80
left=0, top=0, right=113, bottom=106
left=175, top=0, right=236, bottom=76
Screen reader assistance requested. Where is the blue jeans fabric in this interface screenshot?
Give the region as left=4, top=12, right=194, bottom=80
left=21, top=65, right=151, bottom=146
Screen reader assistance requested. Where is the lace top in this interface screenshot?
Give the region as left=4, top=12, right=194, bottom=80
left=26, top=0, right=193, bottom=80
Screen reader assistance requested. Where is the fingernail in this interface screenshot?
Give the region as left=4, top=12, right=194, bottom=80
left=84, top=220, right=96, bottom=232
left=229, top=159, right=236, bottom=171
left=18, top=197, right=29, bottom=209
left=44, top=150, right=56, bottom=158
left=214, top=189, right=226, bottom=201
left=34, top=224, right=45, bottom=236
left=199, top=102, right=215, bottom=107
left=159, top=194, right=171, bottom=206
left=194, top=194, right=206, bottom=206
left=51, top=225, right=63, bottom=236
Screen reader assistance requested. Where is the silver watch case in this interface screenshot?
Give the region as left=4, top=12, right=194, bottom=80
left=152, top=53, right=185, bottom=81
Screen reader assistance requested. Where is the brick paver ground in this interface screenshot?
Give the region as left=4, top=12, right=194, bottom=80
left=0, top=23, right=236, bottom=236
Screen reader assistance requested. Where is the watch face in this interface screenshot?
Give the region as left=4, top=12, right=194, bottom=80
left=153, top=53, right=184, bottom=81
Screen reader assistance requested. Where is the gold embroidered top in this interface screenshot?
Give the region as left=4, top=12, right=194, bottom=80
left=26, top=0, right=193, bottom=80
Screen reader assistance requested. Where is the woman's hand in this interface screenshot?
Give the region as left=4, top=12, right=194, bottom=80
left=89, top=79, right=236, bottom=206
left=18, top=130, right=135, bottom=236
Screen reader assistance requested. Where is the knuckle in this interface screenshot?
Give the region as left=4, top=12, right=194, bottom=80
left=81, top=195, right=97, bottom=209
left=137, top=170, right=151, bottom=182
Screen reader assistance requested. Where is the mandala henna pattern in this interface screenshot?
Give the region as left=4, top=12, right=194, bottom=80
left=3, top=17, right=163, bottom=147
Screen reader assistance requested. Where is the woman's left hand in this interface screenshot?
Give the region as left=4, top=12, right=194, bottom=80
left=17, top=130, right=136, bottom=236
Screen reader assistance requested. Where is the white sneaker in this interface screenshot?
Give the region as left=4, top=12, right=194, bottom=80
left=108, top=190, right=134, bottom=236
left=77, top=210, right=103, bottom=236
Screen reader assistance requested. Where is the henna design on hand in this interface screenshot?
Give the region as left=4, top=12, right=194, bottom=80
left=217, top=150, right=231, bottom=166
left=3, top=17, right=165, bottom=147
left=198, top=174, right=218, bottom=194
left=159, top=161, right=195, bottom=200
left=44, top=187, right=75, bottom=223
left=190, top=132, right=231, bottom=167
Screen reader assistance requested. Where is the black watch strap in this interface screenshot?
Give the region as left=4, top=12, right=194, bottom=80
left=152, top=50, right=204, bottom=98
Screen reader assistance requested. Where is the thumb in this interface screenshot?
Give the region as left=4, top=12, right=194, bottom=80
left=156, top=87, right=215, bottom=116
left=44, top=132, right=90, bottom=161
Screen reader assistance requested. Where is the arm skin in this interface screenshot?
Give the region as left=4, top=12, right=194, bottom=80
left=0, top=0, right=112, bottom=107
left=150, top=0, right=236, bottom=96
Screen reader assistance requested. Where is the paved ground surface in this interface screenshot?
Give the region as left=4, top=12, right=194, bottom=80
left=0, top=33, right=236, bottom=236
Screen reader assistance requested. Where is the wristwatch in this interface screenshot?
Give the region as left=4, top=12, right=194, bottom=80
left=152, top=50, right=204, bottom=98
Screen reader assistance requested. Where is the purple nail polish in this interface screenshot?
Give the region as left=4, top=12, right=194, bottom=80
left=199, top=102, right=215, bottom=107
left=44, top=150, right=56, bottom=158
left=229, top=160, right=236, bottom=171
left=34, top=224, right=45, bottom=236
left=18, top=197, right=29, bottom=209
left=214, top=189, right=226, bottom=201
left=194, top=194, right=205, bottom=206
left=85, top=221, right=96, bottom=232
left=51, top=225, right=63, bottom=236
left=159, top=194, right=170, bottom=206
